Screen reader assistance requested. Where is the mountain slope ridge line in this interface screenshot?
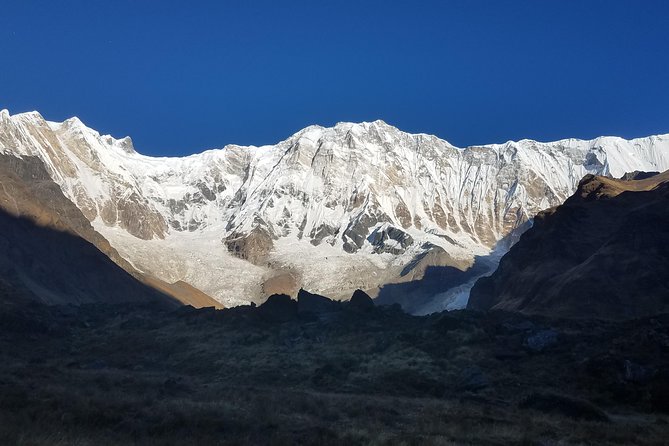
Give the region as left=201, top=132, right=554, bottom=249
left=1, top=108, right=668, bottom=310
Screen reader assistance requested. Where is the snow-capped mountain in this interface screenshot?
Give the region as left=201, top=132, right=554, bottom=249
left=2, top=108, right=668, bottom=310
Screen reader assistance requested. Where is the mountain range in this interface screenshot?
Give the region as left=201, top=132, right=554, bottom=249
left=3, top=108, right=669, bottom=444
left=1, top=109, right=668, bottom=311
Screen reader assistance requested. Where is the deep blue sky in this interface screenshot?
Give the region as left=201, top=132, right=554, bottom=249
left=1, top=1, right=668, bottom=156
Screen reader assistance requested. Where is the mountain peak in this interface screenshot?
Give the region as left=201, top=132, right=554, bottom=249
left=117, top=136, right=135, bottom=153
left=12, top=110, right=46, bottom=124
left=292, top=120, right=399, bottom=138
left=333, top=119, right=396, bottom=132
left=101, top=134, right=136, bottom=154
left=63, top=116, right=86, bottom=129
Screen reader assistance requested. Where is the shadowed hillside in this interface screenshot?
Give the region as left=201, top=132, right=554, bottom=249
left=0, top=292, right=668, bottom=445
left=469, top=170, right=669, bottom=319
left=0, top=153, right=221, bottom=308
left=0, top=208, right=177, bottom=306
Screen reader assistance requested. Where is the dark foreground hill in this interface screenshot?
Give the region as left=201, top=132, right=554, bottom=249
left=469, top=170, right=669, bottom=319
left=1, top=291, right=668, bottom=445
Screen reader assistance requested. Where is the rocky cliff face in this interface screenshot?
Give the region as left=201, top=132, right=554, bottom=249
left=2, top=109, right=668, bottom=309
left=468, top=170, right=669, bottom=319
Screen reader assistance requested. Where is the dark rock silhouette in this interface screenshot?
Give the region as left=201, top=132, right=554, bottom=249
left=619, top=171, right=660, bottom=181
left=349, top=289, right=375, bottom=311
left=258, top=294, right=297, bottom=322
left=297, top=288, right=339, bottom=314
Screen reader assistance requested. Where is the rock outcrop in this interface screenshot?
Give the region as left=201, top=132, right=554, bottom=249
left=350, top=289, right=375, bottom=311
left=297, top=288, right=339, bottom=314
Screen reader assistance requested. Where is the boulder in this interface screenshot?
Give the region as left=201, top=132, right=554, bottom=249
left=297, top=289, right=339, bottom=314
left=258, top=294, right=297, bottom=322
left=349, top=289, right=374, bottom=311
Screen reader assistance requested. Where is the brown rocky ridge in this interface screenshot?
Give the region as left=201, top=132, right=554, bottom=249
left=468, top=170, right=669, bottom=319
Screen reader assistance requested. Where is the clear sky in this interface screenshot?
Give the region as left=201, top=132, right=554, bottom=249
left=1, top=1, right=668, bottom=156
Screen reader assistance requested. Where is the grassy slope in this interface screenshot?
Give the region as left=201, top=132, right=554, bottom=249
left=1, top=300, right=668, bottom=445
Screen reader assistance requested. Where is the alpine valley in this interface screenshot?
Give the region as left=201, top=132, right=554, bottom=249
left=1, top=109, right=668, bottom=311
left=4, top=109, right=669, bottom=445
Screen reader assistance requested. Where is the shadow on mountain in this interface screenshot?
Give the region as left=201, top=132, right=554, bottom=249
left=0, top=208, right=178, bottom=308
left=375, top=262, right=488, bottom=313
left=0, top=153, right=222, bottom=308
left=375, top=224, right=530, bottom=314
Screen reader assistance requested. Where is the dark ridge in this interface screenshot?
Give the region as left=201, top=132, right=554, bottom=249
left=619, top=170, right=660, bottom=181
left=469, top=170, right=669, bottom=319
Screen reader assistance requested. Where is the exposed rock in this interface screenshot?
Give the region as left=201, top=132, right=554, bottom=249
left=308, top=224, right=338, bottom=246
left=224, top=226, right=274, bottom=264
left=262, top=272, right=299, bottom=297
left=349, top=289, right=374, bottom=311
left=374, top=245, right=479, bottom=314
left=258, top=294, right=297, bottom=322
left=297, top=289, right=339, bottom=314
left=112, top=192, right=168, bottom=240
left=196, top=182, right=217, bottom=201
left=367, top=225, right=414, bottom=255
left=3, top=110, right=669, bottom=308
left=342, top=210, right=388, bottom=253
left=117, top=136, right=135, bottom=153
left=619, top=171, right=660, bottom=181
left=394, top=199, right=412, bottom=228
left=399, top=244, right=462, bottom=279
